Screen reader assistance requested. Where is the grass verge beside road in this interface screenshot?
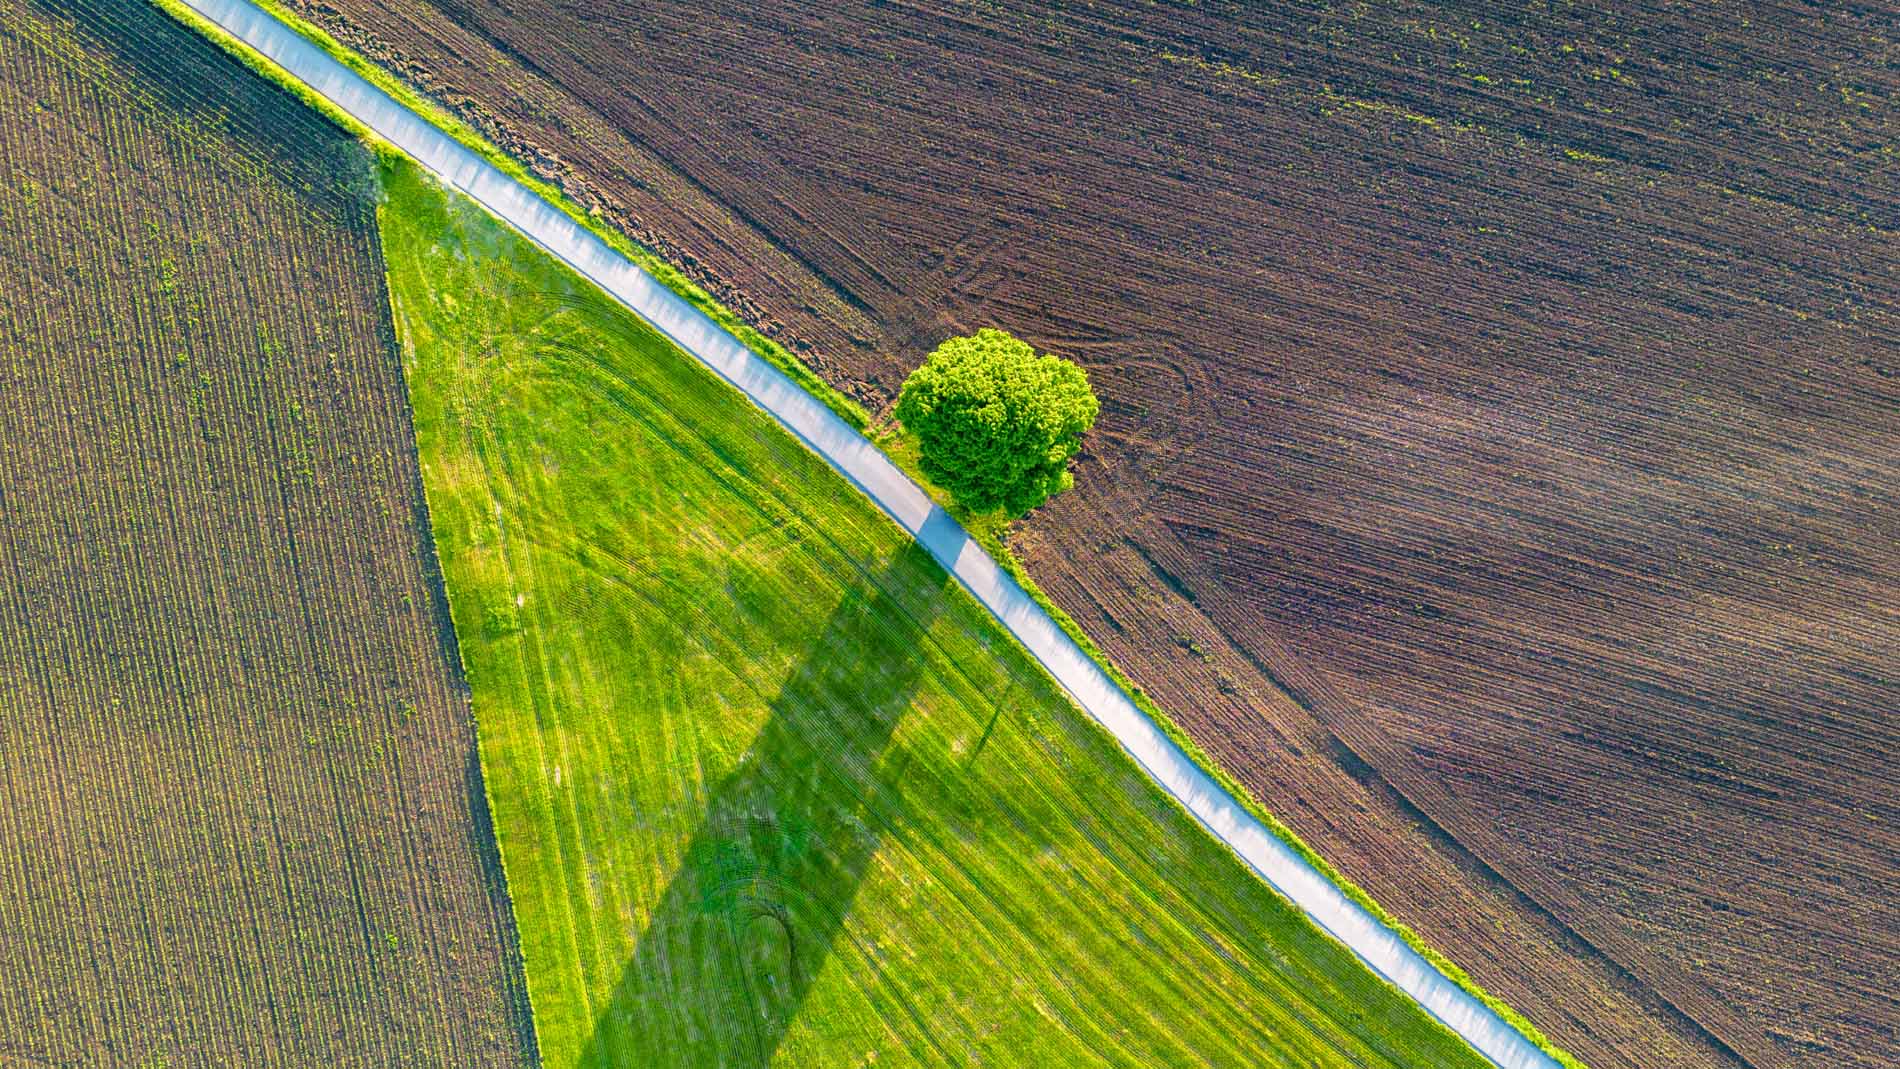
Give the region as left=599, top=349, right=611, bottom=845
left=380, top=154, right=1495, bottom=1068
left=153, top=0, right=870, bottom=431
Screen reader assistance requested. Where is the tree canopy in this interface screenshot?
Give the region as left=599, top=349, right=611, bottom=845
left=895, top=328, right=1099, bottom=517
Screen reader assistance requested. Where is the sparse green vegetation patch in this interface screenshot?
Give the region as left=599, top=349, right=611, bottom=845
left=381, top=154, right=1494, bottom=1069
left=0, top=1, right=533, bottom=1063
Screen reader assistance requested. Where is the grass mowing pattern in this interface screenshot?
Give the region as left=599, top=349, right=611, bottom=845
left=381, top=154, right=1493, bottom=1069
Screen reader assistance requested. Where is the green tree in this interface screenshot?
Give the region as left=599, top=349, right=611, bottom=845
left=895, top=328, right=1099, bottom=517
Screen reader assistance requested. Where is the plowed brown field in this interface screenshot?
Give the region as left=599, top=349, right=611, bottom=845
left=275, top=1, right=1897, bottom=1067
left=0, top=0, right=535, bottom=1063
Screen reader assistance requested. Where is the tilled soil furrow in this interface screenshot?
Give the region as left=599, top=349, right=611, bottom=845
left=0, top=1, right=535, bottom=1063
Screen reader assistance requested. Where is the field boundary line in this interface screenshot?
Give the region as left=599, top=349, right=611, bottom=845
left=156, top=2, right=1573, bottom=1065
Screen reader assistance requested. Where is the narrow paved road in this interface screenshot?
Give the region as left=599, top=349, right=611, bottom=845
left=170, top=2, right=1564, bottom=1066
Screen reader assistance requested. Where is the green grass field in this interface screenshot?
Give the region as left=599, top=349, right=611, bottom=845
left=380, top=156, right=1489, bottom=1069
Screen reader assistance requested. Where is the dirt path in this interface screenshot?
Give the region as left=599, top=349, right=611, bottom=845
left=166, top=2, right=1566, bottom=1065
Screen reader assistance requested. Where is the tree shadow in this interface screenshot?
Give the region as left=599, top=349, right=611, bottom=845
left=576, top=540, right=950, bottom=1068
left=30, top=0, right=377, bottom=214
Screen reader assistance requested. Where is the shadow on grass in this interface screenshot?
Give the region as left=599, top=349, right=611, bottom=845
left=576, top=540, right=950, bottom=1068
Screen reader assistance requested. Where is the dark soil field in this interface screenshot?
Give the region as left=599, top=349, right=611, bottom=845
left=0, top=1, right=535, bottom=1063
left=277, top=1, right=1894, bottom=1067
